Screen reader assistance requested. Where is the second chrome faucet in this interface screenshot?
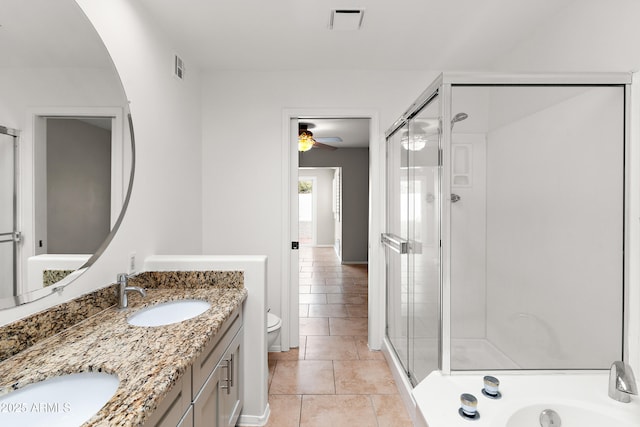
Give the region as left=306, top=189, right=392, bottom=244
left=117, top=273, right=146, bottom=309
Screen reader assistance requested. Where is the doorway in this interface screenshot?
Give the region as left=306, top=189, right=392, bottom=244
left=36, top=117, right=113, bottom=255
left=298, top=175, right=317, bottom=246
left=299, top=169, right=342, bottom=253
left=282, top=111, right=381, bottom=353
left=18, top=107, right=125, bottom=295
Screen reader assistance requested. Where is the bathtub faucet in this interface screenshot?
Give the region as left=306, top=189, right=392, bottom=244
left=608, top=361, right=638, bottom=403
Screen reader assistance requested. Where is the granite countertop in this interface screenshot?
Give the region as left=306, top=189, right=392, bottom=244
left=0, top=284, right=247, bottom=426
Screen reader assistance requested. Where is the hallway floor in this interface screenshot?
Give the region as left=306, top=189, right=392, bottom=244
left=266, top=247, right=413, bottom=427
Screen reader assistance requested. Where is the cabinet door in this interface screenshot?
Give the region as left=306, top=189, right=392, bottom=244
left=220, top=328, right=243, bottom=427
left=193, top=364, right=222, bottom=427
left=193, top=308, right=242, bottom=395
left=177, top=405, right=193, bottom=427
left=143, top=368, right=192, bottom=427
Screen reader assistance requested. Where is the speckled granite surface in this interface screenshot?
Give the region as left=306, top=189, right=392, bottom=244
left=43, top=269, right=76, bottom=287
left=131, top=271, right=243, bottom=289
left=0, top=285, right=119, bottom=361
left=0, top=271, right=247, bottom=426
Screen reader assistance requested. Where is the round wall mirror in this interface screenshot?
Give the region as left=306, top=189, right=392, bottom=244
left=0, top=0, right=133, bottom=309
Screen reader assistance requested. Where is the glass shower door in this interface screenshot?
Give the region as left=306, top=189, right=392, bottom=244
left=407, top=99, right=441, bottom=384
left=384, top=93, right=441, bottom=386
left=0, top=129, right=18, bottom=298
left=384, top=123, right=410, bottom=377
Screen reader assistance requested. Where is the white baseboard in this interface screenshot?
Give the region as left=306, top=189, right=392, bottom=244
left=238, top=403, right=270, bottom=426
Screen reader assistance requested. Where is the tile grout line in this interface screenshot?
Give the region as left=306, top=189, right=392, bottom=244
left=272, top=248, right=412, bottom=426
left=368, top=394, right=381, bottom=427
left=331, top=359, right=336, bottom=396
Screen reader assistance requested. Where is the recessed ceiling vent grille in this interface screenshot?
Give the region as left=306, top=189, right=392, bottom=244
left=173, top=54, right=185, bottom=80
left=329, top=9, right=365, bottom=31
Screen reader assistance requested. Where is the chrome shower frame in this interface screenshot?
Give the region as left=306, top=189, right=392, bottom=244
left=382, top=72, right=636, bottom=386
left=0, top=126, right=20, bottom=298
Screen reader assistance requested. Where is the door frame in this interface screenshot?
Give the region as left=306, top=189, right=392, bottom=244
left=0, top=127, right=19, bottom=296
left=281, top=108, right=383, bottom=352
left=297, top=175, right=318, bottom=247
left=20, top=106, right=125, bottom=294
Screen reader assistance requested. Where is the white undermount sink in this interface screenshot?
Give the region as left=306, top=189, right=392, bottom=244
left=127, top=299, right=211, bottom=327
left=0, top=372, right=119, bottom=427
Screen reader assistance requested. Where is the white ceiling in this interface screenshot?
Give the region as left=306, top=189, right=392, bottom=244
left=301, top=118, right=370, bottom=149
left=3, top=0, right=577, bottom=147
left=136, top=0, right=576, bottom=71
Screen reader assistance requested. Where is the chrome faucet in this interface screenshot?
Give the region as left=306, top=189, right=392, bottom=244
left=117, top=273, right=146, bottom=309
left=608, top=361, right=638, bottom=403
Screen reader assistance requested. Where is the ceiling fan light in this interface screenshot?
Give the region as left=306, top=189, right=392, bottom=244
left=298, top=131, right=315, bottom=152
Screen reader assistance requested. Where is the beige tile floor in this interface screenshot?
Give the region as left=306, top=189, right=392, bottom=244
left=267, top=247, right=413, bottom=427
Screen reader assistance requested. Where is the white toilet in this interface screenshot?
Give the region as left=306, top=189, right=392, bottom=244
left=267, top=312, right=282, bottom=350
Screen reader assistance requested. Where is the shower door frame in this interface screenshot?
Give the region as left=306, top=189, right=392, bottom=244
left=383, top=72, right=636, bottom=381
left=0, top=126, right=20, bottom=298
left=441, top=72, right=633, bottom=374
left=384, top=78, right=445, bottom=384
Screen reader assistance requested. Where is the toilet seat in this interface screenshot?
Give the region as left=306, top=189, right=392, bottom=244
left=267, top=312, right=282, bottom=333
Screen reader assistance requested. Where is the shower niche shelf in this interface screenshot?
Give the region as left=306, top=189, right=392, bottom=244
left=452, top=143, right=472, bottom=188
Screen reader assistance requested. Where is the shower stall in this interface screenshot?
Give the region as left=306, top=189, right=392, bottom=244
left=382, top=73, right=630, bottom=387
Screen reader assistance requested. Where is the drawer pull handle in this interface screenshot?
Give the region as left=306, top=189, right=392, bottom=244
left=220, top=360, right=229, bottom=393
left=220, top=359, right=231, bottom=395
left=229, top=353, right=234, bottom=388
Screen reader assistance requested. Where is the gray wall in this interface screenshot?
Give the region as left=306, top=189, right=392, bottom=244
left=46, top=118, right=111, bottom=254
left=299, top=148, right=368, bottom=263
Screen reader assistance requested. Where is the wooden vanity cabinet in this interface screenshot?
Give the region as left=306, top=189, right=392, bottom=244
left=193, top=306, right=243, bottom=427
left=178, top=406, right=194, bottom=427
left=220, top=328, right=242, bottom=427
left=144, top=305, right=243, bottom=427
left=143, top=368, right=192, bottom=427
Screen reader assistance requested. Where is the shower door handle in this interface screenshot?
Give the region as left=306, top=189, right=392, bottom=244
left=381, top=233, right=409, bottom=254
left=0, top=231, right=21, bottom=243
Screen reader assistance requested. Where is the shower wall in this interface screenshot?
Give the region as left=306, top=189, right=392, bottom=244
left=485, top=86, right=624, bottom=369
left=450, top=133, right=486, bottom=340
left=450, top=88, right=490, bottom=364
left=450, top=85, right=625, bottom=370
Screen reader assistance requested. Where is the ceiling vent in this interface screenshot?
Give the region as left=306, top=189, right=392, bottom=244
left=173, top=54, right=185, bottom=80
left=329, top=9, right=365, bottom=31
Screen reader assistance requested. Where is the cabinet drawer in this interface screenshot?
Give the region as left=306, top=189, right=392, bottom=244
left=192, top=306, right=243, bottom=396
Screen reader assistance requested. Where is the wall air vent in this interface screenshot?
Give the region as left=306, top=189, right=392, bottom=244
left=173, top=54, right=185, bottom=80
left=329, top=9, right=365, bottom=31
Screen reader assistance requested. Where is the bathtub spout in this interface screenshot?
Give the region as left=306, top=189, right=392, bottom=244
left=608, top=361, right=638, bottom=403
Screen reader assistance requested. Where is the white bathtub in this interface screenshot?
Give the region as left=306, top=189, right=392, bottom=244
left=412, top=371, right=640, bottom=426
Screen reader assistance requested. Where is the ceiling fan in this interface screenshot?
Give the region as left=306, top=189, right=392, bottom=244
left=298, top=123, right=341, bottom=152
